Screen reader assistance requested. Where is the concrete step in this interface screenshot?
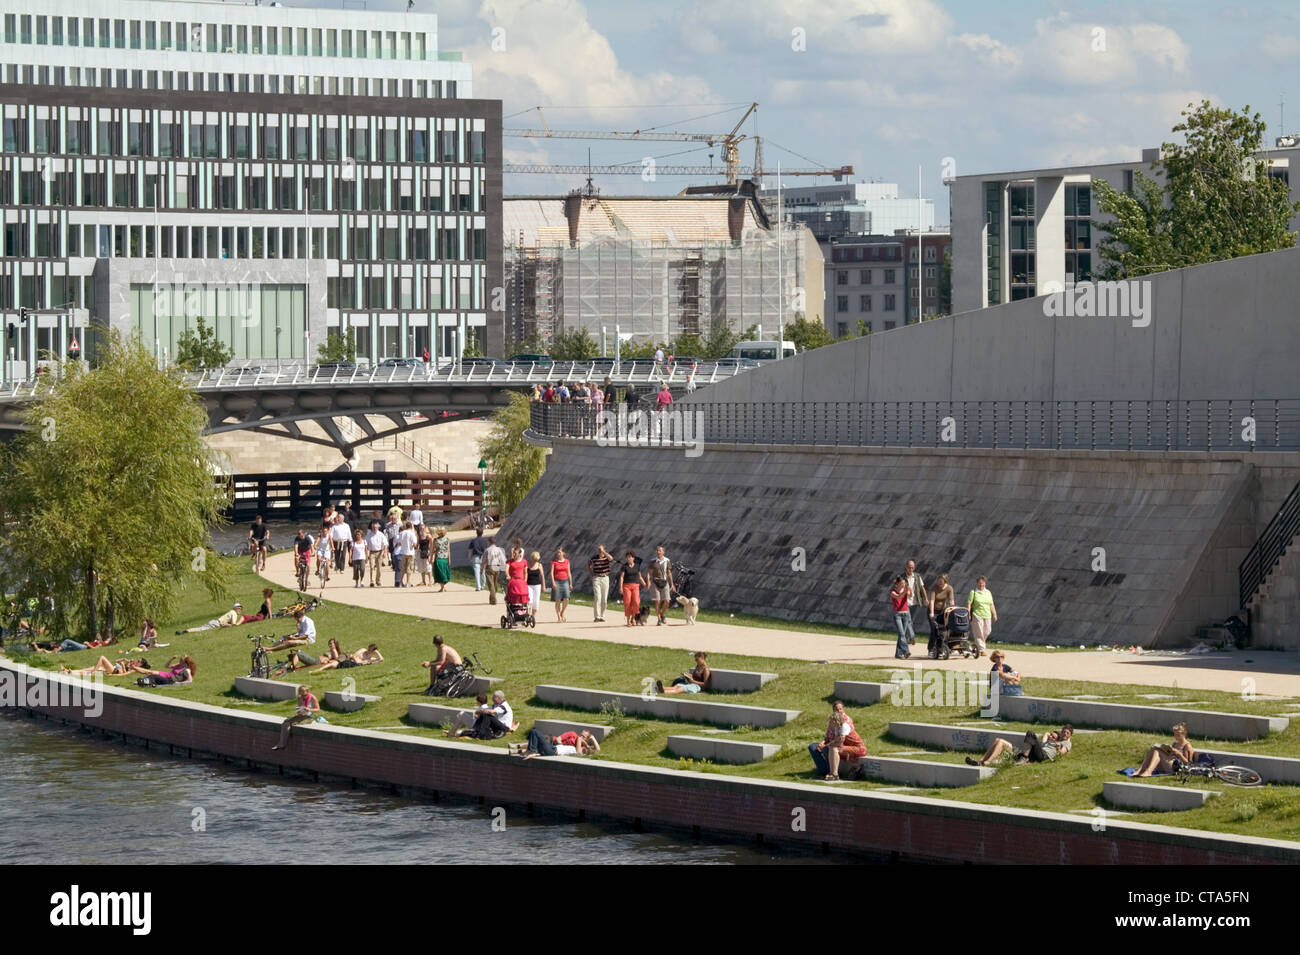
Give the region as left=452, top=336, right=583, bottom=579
left=534, top=684, right=799, bottom=728
left=667, top=735, right=780, bottom=764
left=234, top=676, right=300, bottom=702
left=532, top=718, right=614, bottom=742
left=1103, top=780, right=1219, bottom=811
left=407, top=702, right=474, bottom=729
left=323, top=690, right=381, bottom=713
left=851, top=755, right=995, bottom=788
left=996, top=695, right=1287, bottom=741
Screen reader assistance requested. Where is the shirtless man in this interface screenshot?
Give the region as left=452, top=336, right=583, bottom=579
left=421, top=635, right=462, bottom=688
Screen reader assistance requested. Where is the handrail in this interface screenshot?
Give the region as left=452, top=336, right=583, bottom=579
left=1239, top=480, right=1300, bottom=609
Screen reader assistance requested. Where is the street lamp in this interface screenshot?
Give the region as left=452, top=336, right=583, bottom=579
left=477, top=457, right=488, bottom=512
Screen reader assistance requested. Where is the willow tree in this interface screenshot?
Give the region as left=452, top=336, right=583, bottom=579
left=0, top=334, right=230, bottom=640
left=477, top=391, right=546, bottom=517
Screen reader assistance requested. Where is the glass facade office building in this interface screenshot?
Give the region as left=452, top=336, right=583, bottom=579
left=0, top=0, right=502, bottom=374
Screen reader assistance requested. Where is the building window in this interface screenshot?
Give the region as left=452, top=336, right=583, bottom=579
left=884, top=294, right=896, bottom=311
left=836, top=270, right=847, bottom=286
left=836, top=295, right=848, bottom=313
left=860, top=295, right=871, bottom=311
left=925, top=246, right=937, bottom=261
left=884, top=269, right=895, bottom=284
left=884, top=321, right=896, bottom=330
left=859, top=269, right=870, bottom=284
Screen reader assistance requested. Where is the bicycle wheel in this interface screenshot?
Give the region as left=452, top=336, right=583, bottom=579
left=1215, top=765, right=1263, bottom=786
left=445, top=671, right=476, bottom=699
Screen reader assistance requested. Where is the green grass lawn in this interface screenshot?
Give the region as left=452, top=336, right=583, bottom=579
left=16, top=558, right=1300, bottom=843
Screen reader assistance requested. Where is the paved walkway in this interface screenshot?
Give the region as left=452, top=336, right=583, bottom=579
left=262, top=550, right=1300, bottom=698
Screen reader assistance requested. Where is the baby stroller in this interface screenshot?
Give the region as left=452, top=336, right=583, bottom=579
left=501, top=601, right=535, bottom=629
left=670, top=566, right=697, bottom=609
left=931, top=606, right=976, bottom=659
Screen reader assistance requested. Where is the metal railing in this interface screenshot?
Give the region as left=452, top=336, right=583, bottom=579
left=0, top=359, right=743, bottom=396
left=1239, top=480, right=1300, bottom=610
left=335, top=416, right=449, bottom=472
left=528, top=398, right=1300, bottom=453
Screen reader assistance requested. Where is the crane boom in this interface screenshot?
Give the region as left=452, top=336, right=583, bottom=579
left=504, top=163, right=853, bottom=179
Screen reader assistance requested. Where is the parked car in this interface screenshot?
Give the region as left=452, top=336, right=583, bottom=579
left=713, top=357, right=759, bottom=370
left=379, top=357, right=422, bottom=369
left=316, top=360, right=359, bottom=374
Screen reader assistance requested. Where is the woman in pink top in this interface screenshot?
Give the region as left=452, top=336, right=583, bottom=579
left=549, top=546, right=572, bottom=622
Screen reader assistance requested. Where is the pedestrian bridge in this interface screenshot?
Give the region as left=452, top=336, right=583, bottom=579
left=0, top=359, right=734, bottom=458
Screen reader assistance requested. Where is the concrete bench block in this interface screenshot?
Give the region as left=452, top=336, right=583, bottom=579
left=667, top=735, right=781, bottom=764
left=531, top=719, right=614, bottom=742
left=323, top=691, right=381, bottom=713
left=851, top=755, right=995, bottom=788
left=998, top=695, right=1287, bottom=741
left=234, top=676, right=300, bottom=702
left=1200, top=749, right=1300, bottom=786
left=834, top=681, right=900, bottom=705
left=887, top=721, right=1034, bottom=752
left=1104, top=780, right=1219, bottom=811
left=534, top=685, right=798, bottom=728
left=407, top=702, right=474, bottom=729
left=468, top=675, right=502, bottom=695
left=706, top=669, right=778, bottom=693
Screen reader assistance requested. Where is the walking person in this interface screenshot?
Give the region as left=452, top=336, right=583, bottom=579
left=890, top=575, right=914, bottom=659
left=619, top=551, right=646, bottom=627
left=484, top=536, right=507, bottom=605
left=967, top=575, right=998, bottom=657
left=315, top=526, right=332, bottom=585
left=349, top=530, right=366, bottom=588
left=415, top=525, right=432, bottom=587
left=468, top=528, right=489, bottom=591
left=432, top=526, right=452, bottom=592
left=904, top=559, right=927, bottom=632
left=927, top=572, right=955, bottom=657
left=392, top=521, right=415, bottom=587
left=647, top=545, right=674, bottom=626
left=365, top=520, right=387, bottom=587
left=549, top=546, right=571, bottom=623
left=330, top=513, right=351, bottom=573
left=526, top=551, right=546, bottom=616
left=586, top=544, right=613, bottom=622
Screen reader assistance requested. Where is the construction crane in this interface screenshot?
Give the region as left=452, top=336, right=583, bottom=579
left=504, top=102, right=853, bottom=184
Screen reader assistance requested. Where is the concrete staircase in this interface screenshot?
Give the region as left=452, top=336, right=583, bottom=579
left=1249, top=539, right=1300, bottom=649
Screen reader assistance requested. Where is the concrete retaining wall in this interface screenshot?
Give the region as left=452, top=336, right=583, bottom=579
left=996, top=695, right=1287, bottom=741
left=888, top=721, right=1041, bottom=752
left=323, top=691, right=380, bottom=713
left=234, top=676, right=299, bottom=701
left=1104, top=781, right=1220, bottom=812
left=504, top=442, right=1298, bottom=647
left=5, top=659, right=1295, bottom=864
left=708, top=669, right=778, bottom=693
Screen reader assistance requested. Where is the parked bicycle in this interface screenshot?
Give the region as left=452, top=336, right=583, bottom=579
left=271, top=594, right=323, bottom=620
left=469, top=506, right=496, bottom=532
left=1173, top=757, right=1262, bottom=787
left=426, top=653, right=491, bottom=699
left=248, top=634, right=273, bottom=679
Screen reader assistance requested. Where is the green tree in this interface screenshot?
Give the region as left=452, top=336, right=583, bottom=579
left=507, top=332, right=546, bottom=357
left=1093, top=101, right=1300, bottom=279
left=0, top=333, right=230, bottom=640
left=548, top=328, right=599, bottom=360
left=785, top=316, right=834, bottom=352
left=700, top=323, right=758, bottom=360
left=463, top=328, right=485, bottom=358
left=855, top=319, right=872, bottom=337
left=317, top=329, right=358, bottom=363
left=477, top=391, right=546, bottom=517
left=174, top=317, right=234, bottom=371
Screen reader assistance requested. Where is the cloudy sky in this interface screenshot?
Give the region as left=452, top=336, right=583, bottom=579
left=324, top=0, right=1292, bottom=221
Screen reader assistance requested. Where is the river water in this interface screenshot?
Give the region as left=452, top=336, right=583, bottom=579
left=0, top=716, right=826, bottom=865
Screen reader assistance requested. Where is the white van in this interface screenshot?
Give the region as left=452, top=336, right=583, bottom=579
left=729, top=340, right=796, bottom=362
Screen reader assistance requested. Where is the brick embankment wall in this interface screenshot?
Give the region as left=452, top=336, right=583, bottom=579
left=502, top=442, right=1300, bottom=648
left=6, top=661, right=1294, bottom=864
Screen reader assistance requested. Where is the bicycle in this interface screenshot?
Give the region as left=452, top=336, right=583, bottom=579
left=271, top=594, right=323, bottom=620
left=248, top=634, right=273, bottom=679
left=295, top=553, right=311, bottom=592
left=469, top=506, right=496, bottom=532
left=427, top=653, right=491, bottom=699
left=1173, top=757, right=1263, bottom=787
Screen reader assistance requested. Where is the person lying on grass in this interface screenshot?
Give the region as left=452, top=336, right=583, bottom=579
left=513, top=728, right=600, bottom=759
left=967, top=725, right=1073, bottom=766
left=311, top=643, right=383, bottom=673
left=1133, top=721, right=1195, bottom=777
left=62, top=656, right=152, bottom=677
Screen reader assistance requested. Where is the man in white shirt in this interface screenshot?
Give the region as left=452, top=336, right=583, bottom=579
left=394, top=521, right=418, bottom=587
left=330, top=518, right=352, bottom=573
left=483, top=536, right=507, bottom=605
left=408, top=506, right=424, bottom=526
left=458, top=690, right=515, bottom=740
left=364, top=523, right=387, bottom=587
left=268, top=610, right=316, bottom=651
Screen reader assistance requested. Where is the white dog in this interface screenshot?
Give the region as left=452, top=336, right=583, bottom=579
left=681, top=597, right=700, bottom=624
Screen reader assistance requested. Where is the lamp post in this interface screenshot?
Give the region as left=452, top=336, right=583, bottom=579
left=477, top=457, right=488, bottom=511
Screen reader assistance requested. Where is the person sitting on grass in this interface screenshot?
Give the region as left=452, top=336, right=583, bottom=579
left=809, top=700, right=867, bottom=781
left=312, top=643, right=382, bottom=673
left=988, top=650, right=1023, bottom=697
left=272, top=684, right=320, bottom=751
left=62, top=656, right=151, bottom=677
left=421, top=635, right=463, bottom=692
left=655, top=651, right=711, bottom=695
left=265, top=609, right=316, bottom=652
left=967, top=725, right=1073, bottom=766
left=136, top=619, right=160, bottom=651
left=514, top=728, right=600, bottom=759
left=1133, top=722, right=1196, bottom=777
left=451, top=690, right=518, bottom=740
left=177, top=604, right=243, bottom=634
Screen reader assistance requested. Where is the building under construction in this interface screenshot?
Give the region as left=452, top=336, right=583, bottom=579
left=503, top=183, right=824, bottom=348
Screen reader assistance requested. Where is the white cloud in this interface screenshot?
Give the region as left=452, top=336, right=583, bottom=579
left=1259, top=35, right=1300, bottom=59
